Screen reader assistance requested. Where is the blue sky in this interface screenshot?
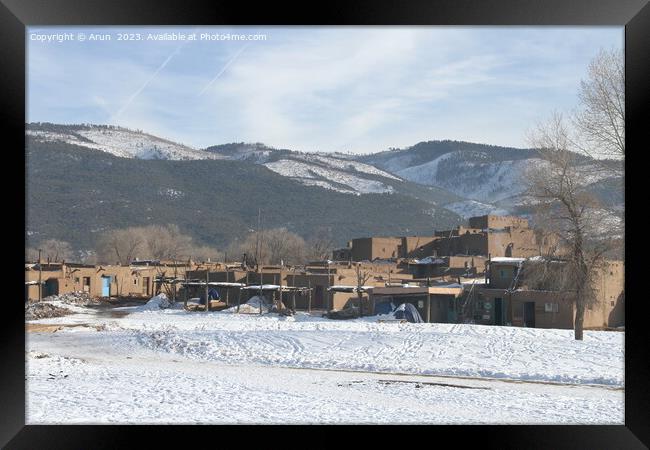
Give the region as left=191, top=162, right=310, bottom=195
left=27, top=26, right=622, bottom=153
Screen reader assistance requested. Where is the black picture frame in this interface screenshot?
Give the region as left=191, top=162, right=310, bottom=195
left=4, top=0, right=648, bottom=447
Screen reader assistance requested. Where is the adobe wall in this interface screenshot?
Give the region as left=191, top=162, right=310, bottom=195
left=469, top=215, right=529, bottom=229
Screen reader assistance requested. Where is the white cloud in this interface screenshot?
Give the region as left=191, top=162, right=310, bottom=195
left=28, top=26, right=623, bottom=152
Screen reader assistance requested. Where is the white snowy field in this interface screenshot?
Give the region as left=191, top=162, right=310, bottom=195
left=26, top=304, right=624, bottom=424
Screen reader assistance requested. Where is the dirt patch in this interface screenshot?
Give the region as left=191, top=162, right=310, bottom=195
left=26, top=323, right=66, bottom=333
left=584, top=326, right=625, bottom=332
left=376, top=379, right=491, bottom=390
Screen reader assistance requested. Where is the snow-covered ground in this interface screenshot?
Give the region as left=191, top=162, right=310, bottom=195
left=26, top=304, right=624, bottom=424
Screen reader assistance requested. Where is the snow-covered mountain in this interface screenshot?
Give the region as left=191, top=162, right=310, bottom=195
left=27, top=123, right=221, bottom=161
left=206, top=143, right=402, bottom=195
left=28, top=125, right=407, bottom=196
left=27, top=124, right=622, bottom=219
left=359, top=140, right=622, bottom=215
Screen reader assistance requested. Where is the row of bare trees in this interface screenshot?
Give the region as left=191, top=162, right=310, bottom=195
left=225, top=226, right=335, bottom=267
left=95, top=224, right=222, bottom=265
left=25, top=239, right=74, bottom=263
left=524, top=47, right=624, bottom=340
left=27, top=225, right=338, bottom=267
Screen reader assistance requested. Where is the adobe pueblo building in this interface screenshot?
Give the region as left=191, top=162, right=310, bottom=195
left=332, top=214, right=623, bottom=330
left=25, top=214, right=623, bottom=330
left=334, top=214, right=560, bottom=262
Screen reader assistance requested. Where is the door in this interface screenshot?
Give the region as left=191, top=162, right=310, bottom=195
left=101, top=276, right=111, bottom=297
left=314, top=285, right=324, bottom=309
left=142, top=277, right=150, bottom=296
left=523, top=301, right=535, bottom=327
left=494, top=298, right=504, bottom=325
left=45, top=279, right=59, bottom=297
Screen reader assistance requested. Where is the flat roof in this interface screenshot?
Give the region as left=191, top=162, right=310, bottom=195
left=372, top=286, right=464, bottom=296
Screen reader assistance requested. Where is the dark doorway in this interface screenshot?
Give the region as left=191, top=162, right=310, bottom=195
left=82, top=277, right=91, bottom=293
left=314, top=285, right=324, bottom=309
left=494, top=297, right=504, bottom=325
left=523, top=301, right=535, bottom=327
left=142, top=277, right=150, bottom=296
left=44, top=278, right=58, bottom=297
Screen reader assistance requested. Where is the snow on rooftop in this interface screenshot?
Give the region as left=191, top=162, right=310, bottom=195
left=490, top=257, right=526, bottom=263
left=413, top=256, right=446, bottom=265
left=241, top=284, right=282, bottom=290
left=328, top=285, right=374, bottom=291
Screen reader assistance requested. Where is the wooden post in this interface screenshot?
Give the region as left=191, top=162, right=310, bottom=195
left=173, top=260, right=177, bottom=303
left=184, top=258, right=189, bottom=310
left=225, top=265, right=230, bottom=306
left=327, top=262, right=331, bottom=311
left=205, top=270, right=210, bottom=312
left=236, top=286, right=242, bottom=313
left=277, top=273, right=282, bottom=312
left=38, top=249, right=42, bottom=302
left=426, top=293, right=431, bottom=323
left=292, top=290, right=296, bottom=311
left=259, top=269, right=263, bottom=315
left=308, top=280, right=312, bottom=313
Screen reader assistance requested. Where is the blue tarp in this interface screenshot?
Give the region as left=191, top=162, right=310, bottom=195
left=199, top=288, right=221, bottom=304
left=393, top=303, right=424, bottom=323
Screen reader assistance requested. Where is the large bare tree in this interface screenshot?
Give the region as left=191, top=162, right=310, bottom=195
left=355, top=263, right=372, bottom=317
left=306, top=226, right=336, bottom=261
left=525, top=112, right=621, bottom=340
left=143, top=224, right=193, bottom=261
left=236, top=227, right=306, bottom=266
left=572, top=47, right=624, bottom=172
left=96, top=224, right=220, bottom=265
left=96, top=228, right=145, bottom=265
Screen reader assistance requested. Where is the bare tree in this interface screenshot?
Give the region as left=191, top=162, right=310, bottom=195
left=235, top=227, right=306, bottom=266
left=525, top=112, right=621, bottom=340
left=96, top=228, right=145, bottom=264
left=355, top=263, right=372, bottom=317
left=25, top=247, right=40, bottom=262
left=37, top=239, right=74, bottom=263
left=144, top=224, right=193, bottom=261
left=306, top=226, right=336, bottom=261
left=188, top=245, right=224, bottom=263
left=572, top=47, right=624, bottom=171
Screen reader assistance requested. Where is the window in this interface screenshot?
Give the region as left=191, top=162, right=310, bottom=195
left=611, top=301, right=615, bottom=307
left=74, top=277, right=80, bottom=283
left=134, top=279, right=138, bottom=285
left=544, top=303, right=559, bottom=313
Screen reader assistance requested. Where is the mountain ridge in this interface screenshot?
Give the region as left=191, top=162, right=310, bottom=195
left=26, top=123, right=623, bottom=255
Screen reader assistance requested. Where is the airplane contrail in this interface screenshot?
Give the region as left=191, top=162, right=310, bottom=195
left=198, top=43, right=249, bottom=96
left=112, top=44, right=184, bottom=120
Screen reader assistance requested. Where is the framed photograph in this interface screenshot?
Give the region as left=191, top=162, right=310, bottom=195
left=4, top=0, right=648, bottom=447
